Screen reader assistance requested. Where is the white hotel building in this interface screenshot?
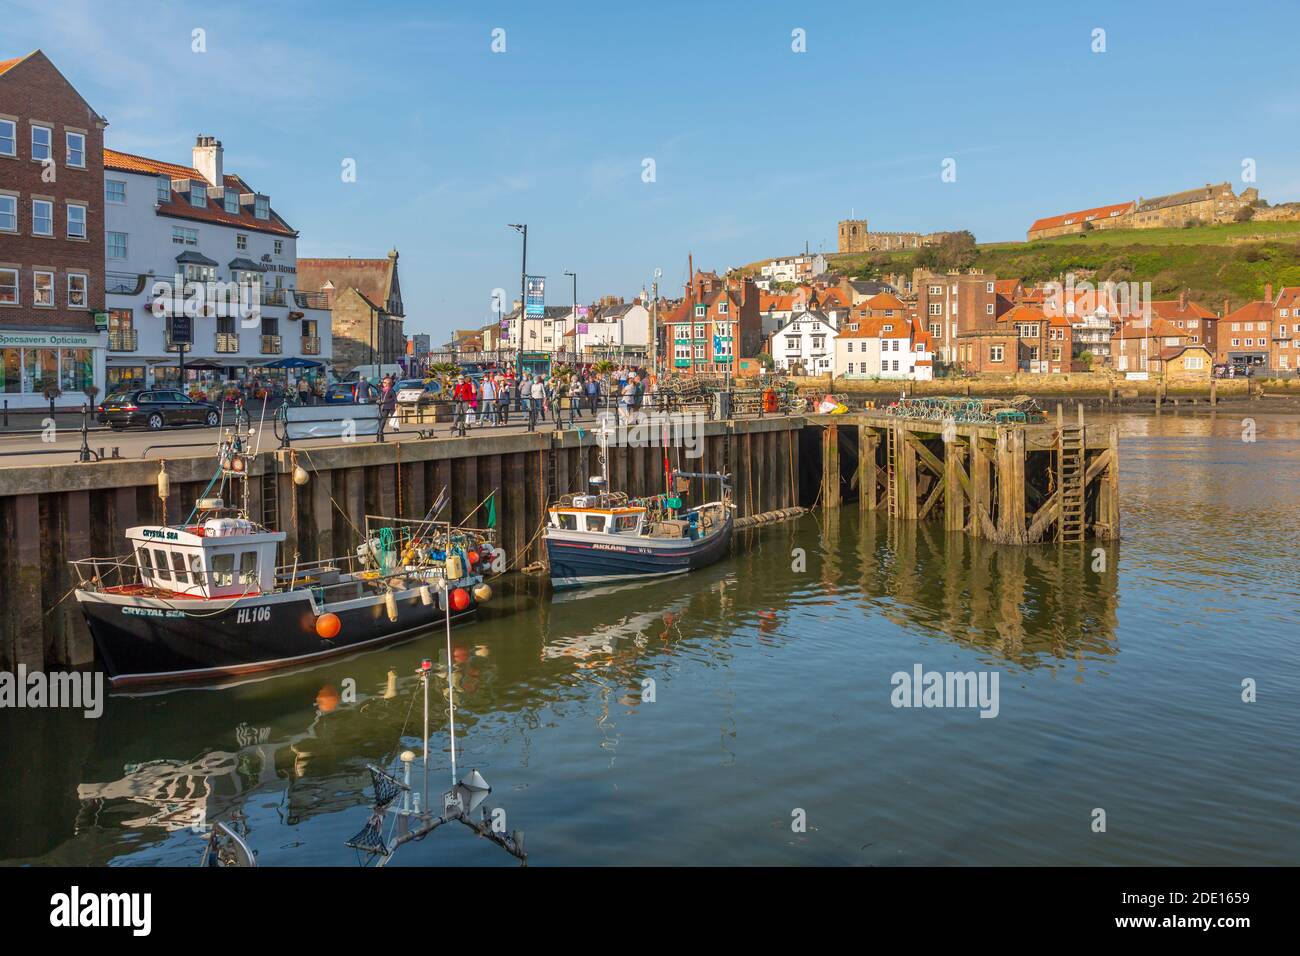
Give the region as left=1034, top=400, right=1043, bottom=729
left=101, top=135, right=329, bottom=393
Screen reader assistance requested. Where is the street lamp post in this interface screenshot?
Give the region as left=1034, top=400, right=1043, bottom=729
left=509, top=224, right=527, bottom=372
left=564, top=270, right=577, bottom=364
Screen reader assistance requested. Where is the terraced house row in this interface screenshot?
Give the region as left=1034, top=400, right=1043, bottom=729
left=0, top=49, right=409, bottom=406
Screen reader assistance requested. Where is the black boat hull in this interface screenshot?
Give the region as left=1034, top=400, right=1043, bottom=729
left=77, top=590, right=477, bottom=688
left=545, top=512, right=733, bottom=589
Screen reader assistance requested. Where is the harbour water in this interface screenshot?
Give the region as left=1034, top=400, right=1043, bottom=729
left=2, top=409, right=1297, bottom=866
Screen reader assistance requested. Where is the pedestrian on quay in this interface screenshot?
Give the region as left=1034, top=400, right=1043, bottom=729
left=377, top=374, right=398, bottom=441
left=465, top=375, right=479, bottom=427
left=550, top=376, right=564, bottom=428
left=481, top=374, right=497, bottom=426
left=568, top=376, right=583, bottom=425
left=451, top=374, right=473, bottom=436
left=498, top=374, right=513, bottom=426
left=586, top=374, right=600, bottom=418
left=516, top=374, right=528, bottom=415
left=619, top=376, right=636, bottom=424
left=530, top=375, right=546, bottom=431
left=297, top=376, right=312, bottom=406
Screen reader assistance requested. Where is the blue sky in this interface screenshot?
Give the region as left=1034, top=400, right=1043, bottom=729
left=8, top=0, right=1300, bottom=339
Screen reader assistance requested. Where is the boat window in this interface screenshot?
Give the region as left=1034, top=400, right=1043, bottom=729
left=584, top=515, right=607, bottom=532
left=212, top=553, right=235, bottom=587
left=152, top=549, right=172, bottom=581
left=614, top=515, right=640, bottom=533
left=556, top=513, right=577, bottom=530
left=136, top=547, right=153, bottom=574
left=189, top=553, right=205, bottom=587
left=238, top=551, right=259, bottom=586
left=170, top=551, right=189, bottom=584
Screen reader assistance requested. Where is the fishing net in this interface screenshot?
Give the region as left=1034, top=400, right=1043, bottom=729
left=367, top=764, right=408, bottom=811
left=345, top=812, right=389, bottom=857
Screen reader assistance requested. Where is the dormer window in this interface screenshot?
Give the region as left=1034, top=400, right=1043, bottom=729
left=158, top=176, right=171, bottom=203
left=254, top=196, right=269, bottom=220
left=224, top=190, right=239, bottom=214
left=190, top=183, right=206, bottom=208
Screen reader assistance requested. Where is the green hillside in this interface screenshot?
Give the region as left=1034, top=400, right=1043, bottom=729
left=821, top=221, right=1300, bottom=312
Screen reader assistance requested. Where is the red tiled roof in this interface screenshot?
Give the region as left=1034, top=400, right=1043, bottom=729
left=1029, top=201, right=1134, bottom=234
left=1150, top=298, right=1217, bottom=321
left=104, top=147, right=200, bottom=179
left=0, top=54, right=30, bottom=76
left=1273, top=287, right=1300, bottom=310
left=994, top=279, right=1021, bottom=295
left=1116, top=316, right=1185, bottom=339
left=1224, top=300, right=1272, bottom=325
left=862, top=292, right=906, bottom=312
left=105, top=147, right=296, bottom=236
left=998, top=304, right=1049, bottom=326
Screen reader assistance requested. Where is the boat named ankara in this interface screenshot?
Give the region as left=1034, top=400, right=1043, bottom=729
left=544, top=438, right=734, bottom=589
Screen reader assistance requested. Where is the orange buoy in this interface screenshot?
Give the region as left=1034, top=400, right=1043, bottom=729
left=450, top=587, right=471, bottom=612
left=316, top=685, right=340, bottom=712
left=467, top=550, right=480, bottom=566
left=315, top=612, right=341, bottom=639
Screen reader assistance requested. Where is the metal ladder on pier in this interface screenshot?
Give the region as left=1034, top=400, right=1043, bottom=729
left=260, top=468, right=279, bottom=532
left=546, top=441, right=559, bottom=503
left=885, top=424, right=899, bottom=518
left=1057, top=424, right=1085, bottom=542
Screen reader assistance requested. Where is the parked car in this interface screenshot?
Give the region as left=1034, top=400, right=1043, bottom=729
left=97, top=389, right=222, bottom=430
left=323, top=381, right=380, bottom=405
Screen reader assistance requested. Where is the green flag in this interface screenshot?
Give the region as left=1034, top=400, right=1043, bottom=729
left=486, top=492, right=496, bottom=529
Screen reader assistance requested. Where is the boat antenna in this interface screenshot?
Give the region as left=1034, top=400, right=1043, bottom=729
left=444, top=579, right=457, bottom=785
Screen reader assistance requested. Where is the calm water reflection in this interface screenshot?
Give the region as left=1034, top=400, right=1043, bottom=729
left=2, top=409, right=1297, bottom=865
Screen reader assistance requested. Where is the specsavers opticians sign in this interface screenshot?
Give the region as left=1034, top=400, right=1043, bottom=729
left=0, top=331, right=105, bottom=348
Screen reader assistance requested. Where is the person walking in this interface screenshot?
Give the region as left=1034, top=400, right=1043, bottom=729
left=550, top=376, right=564, bottom=428
left=377, top=374, right=397, bottom=441
left=465, top=375, right=479, bottom=428
left=632, top=373, right=644, bottom=424
left=297, top=376, right=311, bottom=406
left=586, top=374, right=600, bottom=418
left=480, top=374, right=497, bottom=426
left=516, top=374, right=528, bottom=415
left=498, top=374, right=513, bottom=426
left=529, top=375, right=545, bottom=431
left=568, top=376, right=583, bottom=425
left=619, top=376, right=636, bottom=424
left=451, top=374, right=473, bottom=437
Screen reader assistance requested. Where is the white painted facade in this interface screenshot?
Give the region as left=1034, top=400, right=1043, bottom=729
left=770, top=310, right=837, bottom=374
left=102, top=142, right=330, bottom=393
left=835, top=322, right=934, bottom=380
left=760, top=254, right=828, bottom=284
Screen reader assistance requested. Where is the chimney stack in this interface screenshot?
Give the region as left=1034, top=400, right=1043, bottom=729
left=1222, top=298, right=1229, bottom=318
left=193, top=134, right=223, bottom=187
left=1265, top=283, right=1274, bottom=304
left=1179, top=289, right=1187, bottom=310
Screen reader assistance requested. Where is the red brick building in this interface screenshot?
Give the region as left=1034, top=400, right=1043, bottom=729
left=664, top=269, right=761, bottom=375
left=913, top=270, right=998, bottom=366
left=1150, top=292, right=1218, bottom=354
left=0, top=50, right=108, bottom=403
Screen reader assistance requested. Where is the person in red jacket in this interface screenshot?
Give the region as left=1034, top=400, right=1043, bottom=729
left=451, top=375, right=474, bottom=436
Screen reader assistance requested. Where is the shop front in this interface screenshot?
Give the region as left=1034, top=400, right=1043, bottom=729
left=0, top=328, right=107, bottom=408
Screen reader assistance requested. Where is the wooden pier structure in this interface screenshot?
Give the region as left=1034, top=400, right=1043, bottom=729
left=809, top=405, right=1119, bottom=545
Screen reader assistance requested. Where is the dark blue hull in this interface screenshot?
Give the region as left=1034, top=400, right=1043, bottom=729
left=545, top=512, right=733, bottom=589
